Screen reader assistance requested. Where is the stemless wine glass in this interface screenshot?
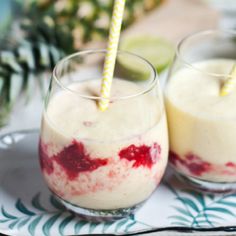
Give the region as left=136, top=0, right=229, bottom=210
left=165, top=30, right=236, bottom=193
left=38, top=50, right=169, bottom=221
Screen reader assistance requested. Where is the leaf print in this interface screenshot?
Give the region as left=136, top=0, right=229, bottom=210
left=205, top=207, right=234, bottom=216
left=1, top=207, right=17, bottom=220
left=32, top=193, right=46, bottom=212
left=59, top=214, right=75, bottom=235
left=28, top=215, right=43, bottom=236
left=196, top=213, right=223, bottom=221
left=9, top=219, right=19, bottom=229
left=102, top=221, right=113, bottom=233
left=0, top=219, right=9, bottom=223
left=168, top=215, right=190, bottom=222
left=88, top=222, right=100, bottom=234
left=114, top=218, right=128, bottom=233
left=176, top=197, right=200, bottom=213
left=74, top=220, right=87, bottom=234
left=17, top=217, right=31, bottom=229
left=217, top=200, right=236, bottom=208
left=42, top=213, right=61, bottom=236
left=16, top=199, right=35, bottom=216
left=124, top=221, right=136, bottom=233
left=49, top=195, right=64, bottom=211
left=172, top=206, right=193, bottom=218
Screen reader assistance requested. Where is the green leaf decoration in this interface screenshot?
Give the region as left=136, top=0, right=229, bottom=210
left=173, top=206, right=193, bottom=218
left=9, top=219, right=19, bottom=229
left=42, top=213, right=61, bottom=236
left=197, top=213, right=223, bottom=221
left=185, top=191, right=206, bottom=207
left=218, top=200, right=236, bottom=208
left=49, top=195, right=64, bottom=211
left=58, top=214, right=75, bottom=236
left=168, top=180, right=236, bottom=228
left=102, top=221, right=113, bottom=233
left=176, top=197, right=200, bottom=213
left=28, top=215, right=43, bottom=236
left=17, top=217, right=31, bottom=229
left=114, top=218, right=128, bottom=233
left=0, top=219, right=10, bottom=223
left=74, top=220, right=87, bottom=234
left=32, top=193, right=46, bottom=212
left=16, top=199, right=36, bottom=216
left=88, top=222, right=100, bottom=234
left=1, top=206, right=17, bottom=219
left=124, top=221, right=136, bottom=233
left=168, top=215, right=190, bottom=222
left=205, top=207, right=234, bottom=216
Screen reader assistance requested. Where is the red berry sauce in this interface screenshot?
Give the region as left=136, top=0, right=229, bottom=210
left=39, top=141, right=54, bottom=175
left=39, top=140, right=108, bottom=180
left=119, top=143, right=161, bottom=168
left=169, top=151, right=211, bottom=176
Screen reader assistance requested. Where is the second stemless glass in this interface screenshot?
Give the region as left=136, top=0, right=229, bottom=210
left=38, top=50, right=169, bottom=220
left=165, top=30, right=236, bottom=193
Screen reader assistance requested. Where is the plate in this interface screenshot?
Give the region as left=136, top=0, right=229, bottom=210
left=1, top=131, right=236, bottom=236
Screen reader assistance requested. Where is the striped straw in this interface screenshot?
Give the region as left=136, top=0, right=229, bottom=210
left=98, top=0, right=126, bottom=111
left=220, top=64, right=236, bottom=96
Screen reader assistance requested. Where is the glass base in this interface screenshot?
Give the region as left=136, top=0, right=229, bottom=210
left=175, top=171, right=236, bottom=194
left=54, top=194, right=144, bottom=222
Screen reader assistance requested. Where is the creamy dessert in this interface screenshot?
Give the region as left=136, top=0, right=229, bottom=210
left=39, top=79, right=168, bottom=210
left=165, top=59, right=236, bottom=182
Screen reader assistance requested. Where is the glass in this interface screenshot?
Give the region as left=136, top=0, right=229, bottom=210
left=38, top=50, right=169, bottom=221
left=165, top=30, right=236, bottom=193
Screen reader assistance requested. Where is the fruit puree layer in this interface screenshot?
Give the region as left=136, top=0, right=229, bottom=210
left=39, top=79, right=168, bottom=210
left=165, top=59, right=236, bottom=182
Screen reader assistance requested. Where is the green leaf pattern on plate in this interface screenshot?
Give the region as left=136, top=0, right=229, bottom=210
left=0, top=193, right=145, bottom=235
left=2, top=182, right=236, bottom=235
left=166, top=182, right=236, bottom=228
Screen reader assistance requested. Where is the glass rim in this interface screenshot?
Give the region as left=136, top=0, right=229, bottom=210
left=176, top=29, right=236, bottom=78
left=52, top=49, right=158, bottom=101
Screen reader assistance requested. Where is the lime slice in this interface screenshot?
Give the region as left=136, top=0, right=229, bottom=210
left=119, top=36, right=175, bottom=80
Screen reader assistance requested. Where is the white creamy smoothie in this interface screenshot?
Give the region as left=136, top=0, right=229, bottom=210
left=165, top=59, right=236, bottom=182
left=39, top=79, right=168, bottom=210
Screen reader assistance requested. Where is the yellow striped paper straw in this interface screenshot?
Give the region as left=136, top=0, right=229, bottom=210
left=98, top=0, right=126, bottom=111
left=220, top=64, right=236, bottom=96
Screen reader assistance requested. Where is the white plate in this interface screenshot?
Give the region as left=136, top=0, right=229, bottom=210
left=1, top=130, right=236, bottom=236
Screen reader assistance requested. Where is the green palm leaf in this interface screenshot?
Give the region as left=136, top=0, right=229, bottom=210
left=172, top=206, right=193, bottom=218
left=32, top=193, right=47, bottom=212
left=114, top=218, right=128, bottom=233
left=1, top=206, right=17, bottom=219
left=59, top=214, right=75, bottom=235
left=8, top=219, right=19, bottom=229
left=88, top=222, right=100, bottom=234
left=217, top=200, right=236, bottom=208
left=42, top=213, right=61, bottom=236
left=205, top=207, right=235, bottom=216
left=74, top=220, right=87, bottom=234
left=124, top=221, right=136, bottom=233
left=49, top=196, right=64, bottom=211
left=185, top=191, right=206, bottom=207
left=16, top=199, right=36, bottom=216
left=0, top=219, right=10, bottom=223
left=102, top=221, right=113, bottom=233
left=28, top=215, right=43, bottom=236
left=17, top=217, right=31, bottom=229
left=176, top=197, right=200, bottom=213
left=168, top=215, right=191, bottom=223
left=197, top=213, right=223, bottom=221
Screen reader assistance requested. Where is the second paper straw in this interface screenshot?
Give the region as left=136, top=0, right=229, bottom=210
left=98, top=0, right=126, bottom=111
